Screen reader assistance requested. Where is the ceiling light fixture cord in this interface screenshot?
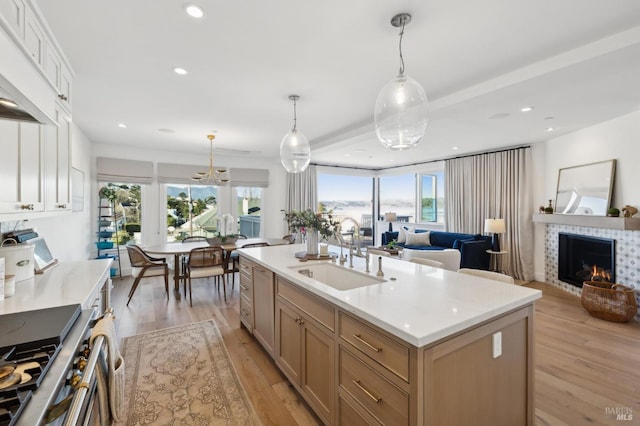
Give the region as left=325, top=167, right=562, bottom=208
left=292, top=97, right=297, bottom=131
left=398, top=18, right=406, bottom=75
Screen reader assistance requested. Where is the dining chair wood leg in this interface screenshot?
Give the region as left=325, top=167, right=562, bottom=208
left=127, top=276, right=144, bottom=306
left=222, top=275, right=227, bottom=301
left=187, top=276, right=193, bottom=307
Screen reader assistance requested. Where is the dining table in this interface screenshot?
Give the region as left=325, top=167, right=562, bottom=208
left=143, top=238, right=289, bottom=291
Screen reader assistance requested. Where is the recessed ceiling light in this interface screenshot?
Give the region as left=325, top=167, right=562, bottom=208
left=158, top=128, right=176, bottom=133
left=520, top=106, right=534, bottom=112
left=185, top=5, right=204, bottom=18
left=489, top=112, right=510, bottom=120
left=354, top=149, right=366, bottom=153
left=173, top=67, right=188, bottom=75
left=452, top=146, right=459, bottom=150
left=344, top=153, right=351, bottom=157
left=118, top=123, right=127, bottom=128
left=546, top=127, right=554, bottom=132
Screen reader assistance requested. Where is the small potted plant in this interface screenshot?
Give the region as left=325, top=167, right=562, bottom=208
left=544, top=200, right=554, bottom=214
left=607, top=207, right=620, bottom=217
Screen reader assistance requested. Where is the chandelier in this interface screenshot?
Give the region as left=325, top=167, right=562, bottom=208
left=374, top=13, right=428, bottom=151
left=191, top=134, right=230, bottom=184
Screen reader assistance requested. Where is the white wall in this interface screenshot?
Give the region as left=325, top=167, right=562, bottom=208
left=28, top=124, right=94, bottom=261
left=532, top=109, right=640, bottom=280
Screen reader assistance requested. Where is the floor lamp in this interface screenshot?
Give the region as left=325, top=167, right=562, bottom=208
left=484, top=218, right=506, bottom=252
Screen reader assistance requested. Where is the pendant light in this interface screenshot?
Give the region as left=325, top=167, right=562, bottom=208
left=374, top=13, right=428, bottom=151
left=191, top=134, right=230, bottom=184
left=280, top=95, right=311, bottom=173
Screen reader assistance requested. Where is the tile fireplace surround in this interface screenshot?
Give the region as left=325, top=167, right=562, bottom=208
left=534, top=214, right=640, bottom=321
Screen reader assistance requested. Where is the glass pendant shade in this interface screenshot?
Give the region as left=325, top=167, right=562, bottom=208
left=280, top=129, right=311, bottom=173
left=374, top=73, right=428, bottom=150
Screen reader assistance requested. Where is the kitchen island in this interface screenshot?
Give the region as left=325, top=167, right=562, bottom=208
left=238, top=244, right=541, bottom=425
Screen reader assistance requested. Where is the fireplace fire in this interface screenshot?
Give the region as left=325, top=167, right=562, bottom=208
left=558, top=233, right=615, bottom=287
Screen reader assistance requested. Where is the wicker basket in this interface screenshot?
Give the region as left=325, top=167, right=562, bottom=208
left=581, top=281, right=637, bottom=323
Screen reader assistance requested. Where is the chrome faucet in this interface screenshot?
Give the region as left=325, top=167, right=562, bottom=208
left=340, top=217, right=364, bottom=257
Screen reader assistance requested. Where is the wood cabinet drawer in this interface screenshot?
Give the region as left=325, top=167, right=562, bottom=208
left=339, top=347, right=409, bottom=425
left=240, top=294, right=253, bottom=330
left=239, top=273, right=252, bottom=301
left=339, top=312, right=410, bottom=382
left=339, top=392, right=382, bottom=426
left=276, top=277, right=334, bottom=332
left=239, top=258, right=253, bottom=278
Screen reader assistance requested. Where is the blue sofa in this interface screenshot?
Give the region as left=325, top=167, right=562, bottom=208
left=382, top=229, right=491, bottom=270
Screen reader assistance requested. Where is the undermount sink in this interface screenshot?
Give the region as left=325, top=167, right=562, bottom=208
left=289, top=263, right=385, bottom=290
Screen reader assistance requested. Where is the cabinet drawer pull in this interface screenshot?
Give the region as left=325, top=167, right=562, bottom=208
left=352, top=334, right=382, bottom=352
left=20, top=204, right=34, bottom=210
left=57, top=203, right=67, bottom=209
left=352, top=380, right=381, bottom=404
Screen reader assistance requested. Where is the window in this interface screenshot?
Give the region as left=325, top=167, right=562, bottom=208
left=379, top=174, right=416, bottom=223
left=98, top=182, right=142, bottom=245
left=166, top=184, right=218, bottom=241
left=236, top=187, right=262, bottom=237
left=318, top=173, right=374, bottom=246
left=420, top=171, right=444, bottom=224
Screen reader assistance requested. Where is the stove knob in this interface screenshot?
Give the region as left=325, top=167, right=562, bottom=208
left=68, top=372, right=82, bottom=388
left=75, top=357, right=88, bottom=372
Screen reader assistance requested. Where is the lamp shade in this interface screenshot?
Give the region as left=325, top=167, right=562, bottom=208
left=384, top=212, right=397, bottom=222
left=280, top=129, right=311, bottom=173
left=484, top=218, right=506, bottom=234
left=374, top=73, right=428, bottom=150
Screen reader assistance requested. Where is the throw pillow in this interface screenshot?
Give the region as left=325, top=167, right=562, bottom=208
left=405, top=231, right=431, bottom=246
left=397, top=226, right=413, bottom=244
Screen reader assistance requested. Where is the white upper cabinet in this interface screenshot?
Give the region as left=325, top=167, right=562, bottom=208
left=45, top=106, right=71, bottom=211
left=0, top=120, right=45, bottom=214
left=0, top=0, right=25, bottom=38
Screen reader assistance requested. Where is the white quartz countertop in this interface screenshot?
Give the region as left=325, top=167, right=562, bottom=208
left=239, top=244, right=542, bottom=347
left=0, top=259, right=112, bottom=314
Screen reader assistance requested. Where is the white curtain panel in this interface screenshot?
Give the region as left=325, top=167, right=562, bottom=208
left=445, top=148, right=534, bottom=281
left=285, top=165, right=317, bottom=212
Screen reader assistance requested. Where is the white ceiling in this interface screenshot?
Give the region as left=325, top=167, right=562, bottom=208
left=35, top=0, right=640, bottom=169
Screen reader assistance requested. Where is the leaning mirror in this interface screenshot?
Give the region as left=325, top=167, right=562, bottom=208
left=555, top=159, right=616, bottom=215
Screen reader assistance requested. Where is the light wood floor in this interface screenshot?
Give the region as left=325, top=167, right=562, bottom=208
left=111, top=275, right=640, bottom=425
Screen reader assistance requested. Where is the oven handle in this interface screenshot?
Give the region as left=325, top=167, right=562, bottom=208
left=62, top=335, right=105, bottom=426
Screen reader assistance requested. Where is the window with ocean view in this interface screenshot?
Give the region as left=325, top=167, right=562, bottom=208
left=420, top=171, right=444, bottom=224
left=318, top=173, right=374, bottom=246
left=379, top=174, right=416, bottom=223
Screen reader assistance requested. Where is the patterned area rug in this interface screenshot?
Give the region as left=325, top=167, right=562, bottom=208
left=116, top=320, right=258, bottom=425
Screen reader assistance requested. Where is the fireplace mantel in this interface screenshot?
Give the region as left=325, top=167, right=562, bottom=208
left=533, top=213, right=640, bottom=230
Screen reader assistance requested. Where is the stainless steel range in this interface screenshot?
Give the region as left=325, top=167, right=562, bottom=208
left=0, top=304, right=101, bottom=425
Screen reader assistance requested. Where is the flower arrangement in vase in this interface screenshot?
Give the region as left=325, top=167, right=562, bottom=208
left=282, top=209, right=340, bottom=255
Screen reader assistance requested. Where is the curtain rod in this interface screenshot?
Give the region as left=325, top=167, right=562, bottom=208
left=312, top=144, right=531, bottom=172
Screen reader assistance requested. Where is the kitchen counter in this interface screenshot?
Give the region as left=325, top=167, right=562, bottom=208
left=0, top=259, right=112, bottom=314
left=239, top=244, right=541, bottom=347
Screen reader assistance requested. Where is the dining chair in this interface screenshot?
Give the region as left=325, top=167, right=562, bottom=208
left=185, top=246, right=227, bottom=306
left=125, top=245, right=169, bottom=306
left=180, top=236, right=209, bottom=275
left=409, top=258, right=445, bottom=268
left=282, top=234, right=296, bottom=244
left=457, top=268, right=515, bottom=284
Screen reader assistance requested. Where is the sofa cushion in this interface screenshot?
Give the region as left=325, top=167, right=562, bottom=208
left=429, top=231, right=480, bottom=248
left=382, top=232, right=399, bottom=246
left=452, top=238, right=475, bottom=250
left=405, top=231, right=431, bottom=246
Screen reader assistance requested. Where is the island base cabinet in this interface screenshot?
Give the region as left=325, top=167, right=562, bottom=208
left=252, top=265, right=275, bottom=356
left=276, top=298, right=335, bottom=425
left=423, top=306, right=533, bottom=426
